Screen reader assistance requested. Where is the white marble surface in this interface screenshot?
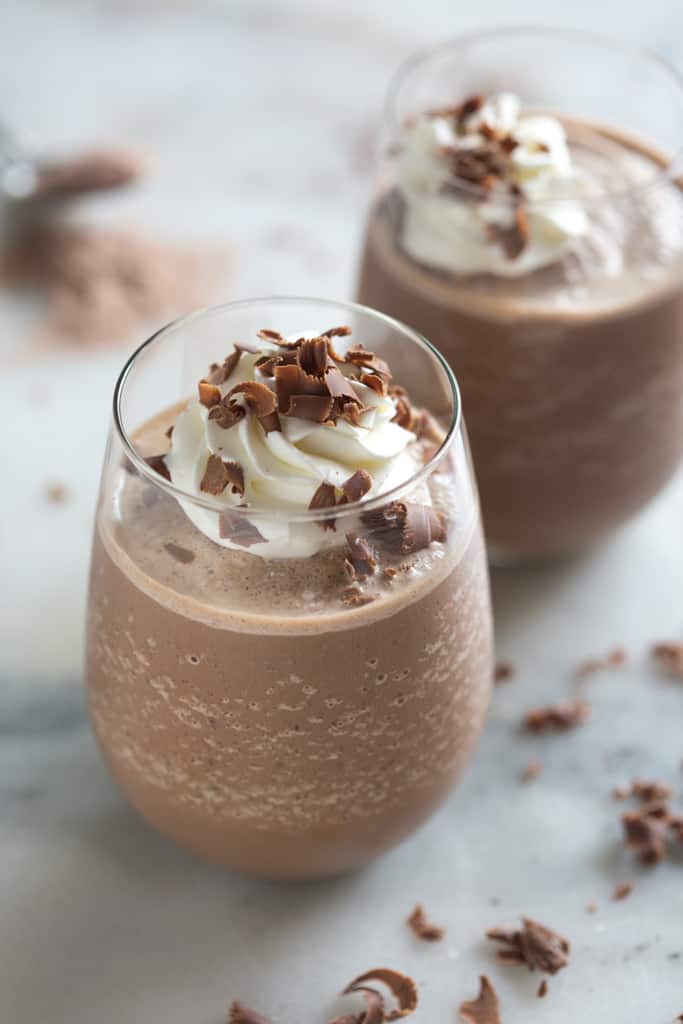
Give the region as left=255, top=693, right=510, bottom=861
left=2, top=2, right=683, bottom=1022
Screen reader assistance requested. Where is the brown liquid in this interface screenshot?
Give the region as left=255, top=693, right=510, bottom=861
left=357, top=125, right=683, bottom=558
left=85, top=411, right=493, bottom=879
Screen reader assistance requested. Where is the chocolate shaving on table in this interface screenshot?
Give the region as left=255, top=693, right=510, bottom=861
left=406, top=903, right=444, bottom=942
left=200, top=454, right=244, bottom=496
left=521, top=759, right=543, bottom=783
left=228, top=1000, right=272, bottom=1024
left=346, top=533, right=377, bottom=580
left=458, top=975, right=501, bottom=1024
left=143, top=454, right=171, bottom=482
left=341, top=967, right=418, bottom=1021
left=613, top=882, right=633, bottom=901
left=163, top=542, right=195, bottom=564
left=523, top=698, right=590, bottom=734
left=537, top=980, right=548, bottom=999
left=361, top=501, right=446, bottom=555
left=218, top=510, right=266, bottom=548
left=341, top=470, right=372, bottom=503
left=494, top=662, right=515, bottom=684
left=33, top=147, right=143, bottom=200
left=45, top=481, right=68, bottom=503
left=487, top=205, right=529, bottom=260
left=613, top=779, right=672, bottom=802
left=309, top=482, right=337, bottom=530
left=651, top=642, right=683, bottom=679
left=486, top=917, right=570, bottom=975
left=621, top=804, right=669, bottom=865
left=574, top=647, right=627, bottom=677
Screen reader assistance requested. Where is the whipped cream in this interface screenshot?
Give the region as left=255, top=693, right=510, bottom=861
left=398, top=92, right=592, bottom=276
left=165, top=337, right=421, bottom=559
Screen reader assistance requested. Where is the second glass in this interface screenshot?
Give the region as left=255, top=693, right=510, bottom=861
left=357, top=28, right=683, bottom=560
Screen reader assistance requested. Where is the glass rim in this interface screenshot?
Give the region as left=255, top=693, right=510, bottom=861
left=384, top=24, right=683, bottom=203
left=112, top=296, right=462, bottom=524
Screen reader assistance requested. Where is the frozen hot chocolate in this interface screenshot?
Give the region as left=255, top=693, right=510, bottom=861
left=358, top=59, right=683, bottom=558
left=86, top=301, right=493, bottom=879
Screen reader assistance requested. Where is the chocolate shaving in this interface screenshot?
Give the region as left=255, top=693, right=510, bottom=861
left=220, top=380, right=281, bottom=433
left=621, top=804, right=669, bottom=865
left=309, top=482, right=337, bottom=531
left=361, top=502, right=446, bottom=555
left=458, top=976, right=501, bottom=1024
left=207, top=347, right=242, bottom=385
left=200, top=454, right=244, bottom=496
left=344, top=345, right=391, bottom=382
left=523, top=699, right=590, bottom=734
left=342, top=470, right=372, bottom=503
left=390, top=385, right=419, bottom=433
left=613, top=882, right=633, bottom=901
left=322, top=325, right=353, bottom=339
left=342, top=968, right=418, bottom=1021
left=256, top=328, right=284, bottom=342
left=362, top=373, right=388, bottom=396
left=486, top=917, right=570, bottom=975
left=228, top=1001, right=272, bottom=1024
left=218, top=510, right=266, bottom=548
left=614, top=779, right=672, bottom=803
left=208, top=399, right=245, bottom=430
left=407, top=904, right=444, bottom=942
left=537, top=980, right=548, bottom=999
left=414, top=410, right=443, bottom=444
left=143, top=454, right=171, bottom=482
left=346, top=534, right=378, bottom=580
left=487, top=205, right=529, bottom=260
left=342, top=586, right=375, bottom=608
left=651, top=642, right=683, bottom=679
left=163, top=542, right=195, bottom=564
left=165, top=424, right=174, bottom=440
left=494, top=662, right=515, bottom=684
left=287, top=393, right=335, bottom=422
left=198, top=380, right=222, bottom=407
left=45, top=481, right=68, bottom=503
left=521, top=759, right=543, bottom=783
left=575, top=647, right=627, bottom=677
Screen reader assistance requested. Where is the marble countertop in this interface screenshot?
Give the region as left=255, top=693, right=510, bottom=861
left=2, top=2, right=683, bottom=1021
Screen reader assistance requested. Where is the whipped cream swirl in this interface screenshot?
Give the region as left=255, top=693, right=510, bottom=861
left=165, top=336, right=421, bottom=558
left=398, top=92, right=592, bottom=276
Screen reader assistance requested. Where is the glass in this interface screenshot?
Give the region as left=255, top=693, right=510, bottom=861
left=85, top=297, right=493, bottom=879
left=357, top=27, right=683, bottom=561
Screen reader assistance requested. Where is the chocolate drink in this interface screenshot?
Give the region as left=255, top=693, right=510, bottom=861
left=86, top=316, right=493, bottom=879
left=358, top=96, right=683, bottom=558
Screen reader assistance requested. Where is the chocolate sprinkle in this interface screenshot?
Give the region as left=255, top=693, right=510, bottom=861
left=309, top=482, right=337, bottom=531
left=613, top=882, right=633, bottom=901
left=651, top=642, right=683, bottom=679
left=407, top=904, right=444, bottom=942
left=342, top=967, right=418, bottom=1021
left=486, top=917, right=570, bottom=975
left=341, top=469, right=373, bottom=503
left=200, top=454, right=245, bottom=496
left=228, top=1001, right=272, bottom=1024
left=458, top=975, right=501, bottom=1024
left=523, top=699, right=590, bottom=734
left=143, top=454, right=171, bottom=482
left=163, top=542, right=195, bottom=564
left=361, top=501, right=446, bottom=555
left=198, top=380, right=222, bottom=407
left=218, top=510, right=266, bottom=548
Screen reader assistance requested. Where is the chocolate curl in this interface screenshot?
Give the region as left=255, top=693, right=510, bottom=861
left=227, top=380, right=281, bottom=433
left=309, top=482, right=337, bottom=531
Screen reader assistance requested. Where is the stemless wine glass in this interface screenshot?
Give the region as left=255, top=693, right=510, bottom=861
left=357, top=27, right=683, bottom=561
left=85, top=297, right=493, bottom=880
